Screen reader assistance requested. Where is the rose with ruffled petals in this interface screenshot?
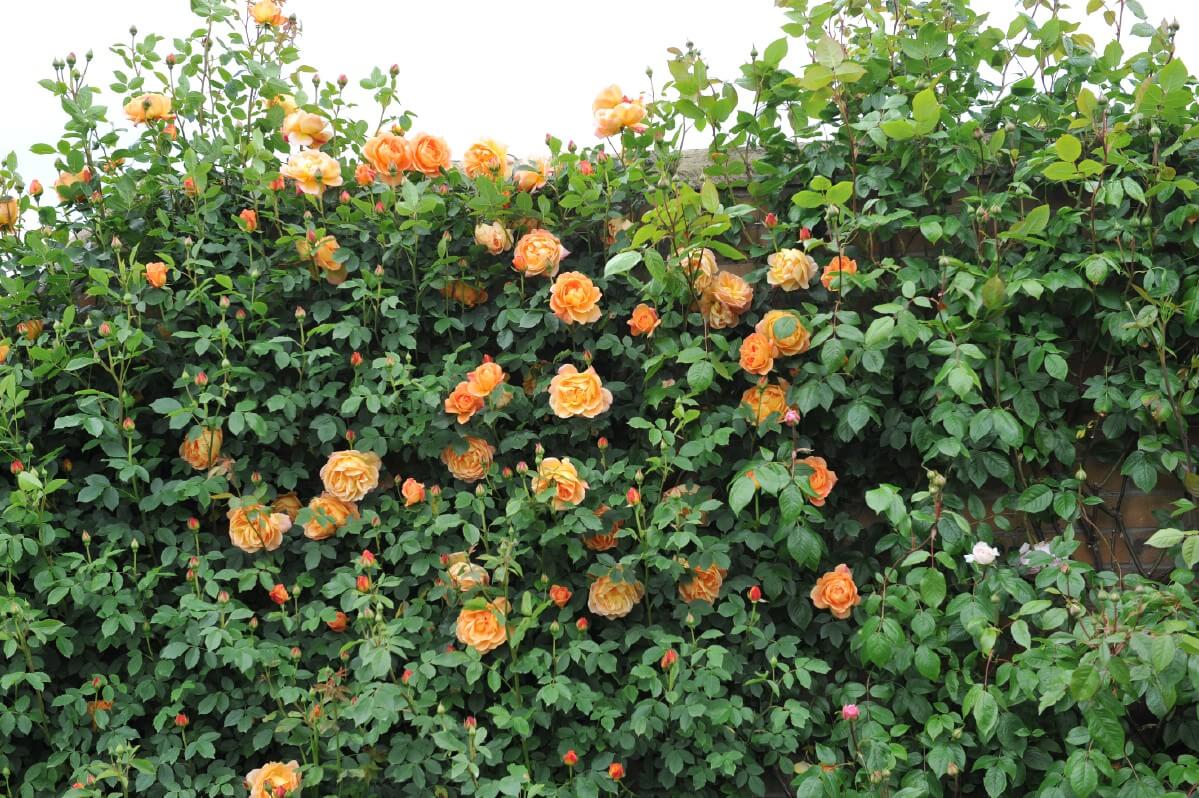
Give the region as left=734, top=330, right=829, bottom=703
left=466, top=360, right=506, bottom=398
left=462, top=139, right=510, bottom=179
left=756, top=310, right=811, bottom=357
left=281, top=149, right=343, bottom=195
left=303, top=492, right=359, bottom=540
left=678, top=563, right=727, bottom=604
left=474, top=222, right=513, bottom=255
left=228, top=504, right=292, bottom=553
left=810, top=564, right=860, bottom=619
left=449, top=561, right=490, bottom=591
left=739, top=332, right=775, bottom=376
left=249, top=0, right=285, bottom=26
left=456, top=598, right=509, bottom=654
left=363, top=131, right=412, bottom=185
left=800, top=456, right=837, bottom=506
left=319, top=450, right=382, bottom=502
left=531, top=457, right=588, bottom=509
left=409, top=132, right=452, bottom=177
left=283, top=111, right=333, bottom=148
left=627, top=303, right=661, bottom=337
left=549, top=272, right=602, bottom=325
left=245, top=760, right=301, bottom=798
left=445, top=381, right=485, bottom=424
left=588, top=572, right=644, bottom=619
left=740, top=381, right=794, bottom=424
left=712, top=270, right=754, bottom=313
left=124, top=93, right=172, bottom=125
left=592, top=85, right=647, bottom=137
left=766, top=249, right=818, bottom=291
left=821, top=254, right=859, bottom=291
left=442, top=437, right=495, bottom=483
left=513, top=229, right=568, bottom=278
left=180, top=426, right=222, bottom=470
left=548, top=364, right=612, bottom=419
left=401, top=478, right=426, bottom=506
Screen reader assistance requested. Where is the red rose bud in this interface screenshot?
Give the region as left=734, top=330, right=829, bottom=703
left=464, top=716, right=477, bottom=730
left=345, top=430, right=356, bottom=443
left=189, top=556, right=199, bottom=568
left=799, top=226, right=812, bottom=241
left=597, top=437, right=609, bottom=450
left=187, top=517, right=200, bottom=531
left=748, top=585, right=763, bottom=603
left=122, top=417, right=135, bottom=431
left=660, top=649, right=678, bottom=669
left=626, top=487, right=641, bottom=507
left=578, top=160, right=593, bottom=176
left=98, top=322, right=112, bottom=336
left=167, top=53, right=177, bottom=66
left=174, top=713, right=189, bottom=728
left=375, top=201, right=385, bottom=212
left=337, top=74, right=348, bottom=87
left=576, top=617, right=589, bottom=632
left=269, top=176, right=285, bottom=191
left=501, top=466, right=513, bottom=478
left=268, top=584, right=290, bottom=605
left=194, top=371, right=208, bottom=386
left=445, top=643, right=455, bottom=653
left=10, top=460, right=23, bottom=474
left=357, top=575, right=371, bottom=593
left=186, top=568, right=195, bottom=581
left=290, top=647, right=301, bottom=659
left=235, top=308, right=247, bottom=321
left=389, top=63, right=400, bottom=76
left=360, top=549, right=376, bottom=567
left=563, top=750, right=579, bottom=767
left=608, top=763, right=625, bottom=781
left=183, top=177, right=197, bottom=194
left=327, top=611, right=348, bottom=632
left=764, top=212, right=778, bottom=228
left=841, top=703, right=860, bottom=721
left=401, top=668, right=414, bottom=684
left=516, top=461, right=528, bottom=474
left=92, top=676, right=102, bottom=688
left=350, top=352, right=363, bottom=367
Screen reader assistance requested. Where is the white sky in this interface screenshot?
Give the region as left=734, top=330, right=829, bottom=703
left=0, top=0, right=1195, bottom=184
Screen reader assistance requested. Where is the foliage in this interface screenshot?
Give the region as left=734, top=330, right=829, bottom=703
left=1, top=0, right=1199, bottom=796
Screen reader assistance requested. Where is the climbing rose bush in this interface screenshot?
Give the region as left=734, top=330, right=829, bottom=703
left=2, top=0, right=1199, bottom=796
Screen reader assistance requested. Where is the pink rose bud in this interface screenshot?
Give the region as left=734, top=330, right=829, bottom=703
left=841, top=704, right=859, bottom=721
left=764, top=212, right=778, bottom=228
left=799, top=227, right=812, bottom=241
left=340, top=191, right=351, bottom=204
left=295, top=306, right=306, bottom=319
left=194, top=371, right=208, bottom=386
left=784, top=409, right=800, bottom=426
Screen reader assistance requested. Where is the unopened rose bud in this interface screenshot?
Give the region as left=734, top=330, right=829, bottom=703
left=597, top=437, right=608, bottom=450
left=799, top=227, right=812, bottom=241
left=430, top=485, right=441, bottom=496
left=464, top=715, right=476, bottom=730
left=250, top=471, right=261, bottom=484
left=340, top=191, right=351, bottom=204
left=219, top=296, right=230, bottom=308
left=576, top=617, right=589, bottom=632
left=516, top=461, right=528, bottom=474
left=660, top=649, right=678, bottom=669
left=81, top=530, right=91, bottom=543
left=389, top=64, right=400, bottom=77
left=295, top=306, right=306, bottom=319
left=357, top=575, right=371, bottom=592
left=10, top=460, right=23, bottom=474
left=217, top=590, right=229, bottom=604
left=626, top=487, right=641, bottom=506
left=249, top=616, right=258, bottom=629
left=578, top=160, right=593, bottom=176
left=345, top=430, right=356, bottom=443
left=194, top=371, right=208, bottom=386
left=174, top=712, right=188, bottom=728
left=186, top=568, right=195, bottom=581
left=375, top=201, right=385, bottom=212
left=401, top=668, right=414, bottom=683
left=764, top=212, right=778, bottom=228
left=28, top=180, right=43, bottom=198
left=374, top=264, right=384, bottom=276
left=748, top=585, right=763, bottom=603
left=122, top=417, right=135, bottom=432
left=475, top=484, right=485, bottom=497
left=501, top=466, right=513, bottom=478
left=291, top=646, right=301, bottom=659
left=167, top=53, right=177, bottom=67
left=337, top=74, right=348, bottom=87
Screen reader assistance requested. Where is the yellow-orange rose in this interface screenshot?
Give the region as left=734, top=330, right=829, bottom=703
left=0, top=340, right=10, bottom=364
left=547, top=364, right=612, bottom=419
left=303, top=492, right=359, bottom=540
left=17, top=319, right=44, bottom=342
left=549, top=271, right=602, bottom=325
left=588, top=572, right=644, bottom=619
left=583, top=530, right=620, bottom=551
left=179, top=426, right=222, bottom=470
left=228, top=503, right=292, bottom=553
left=712, top=270, right=754, bottom=313
left=531, top=457, right=588, bottom=509
left=54, top=169, right=90, bottom=201
left=442, top=436, right=495, bottom=482
left=281, top=149, right=343, bottom=195
left=739, top=332, right=775, bottom=376
left=442, top=280, right=489, bottom=308
left=678, top=563, right=727, bottom=604
left=0, top=197, right=18, bottom=231
left=603, top=216, right=633, bottom=246
left=296, top=235, right=340, bottom=272
left=272, top=491, right=302, bottom=520
left=282, top=111, right=333, bottom=148
left=145, top=261, right=168, bottom=289
left=409, top=132, right=451, bottom=177
left=456, top=598, right=509, bottom=654
left=249, top=0, right=284, bottom=25
left=592, top=85, right=647, bottom=137
left=766, top=249, right=818, bottom=291
left=401, top=477, right=426, bottom=506
left=265, top=93, right=298, bottom=116
left=449, top=560, right=490, bottom=591
left=363, top=131, right=411, bottom=185
left=741, top=380, right=794, bottom=424
left=704, top=298, right=741, bottom=329
left=462, top=138, right=510, bottom=179
left=627, top=303, right=661, bottom=337
left=810, top=563, right=860, bottom=619
left=801, top=455, right=838, bottom=507
left=445, top=380, right=484, bottom=423
left=246, top=760, right=301, bottom=798
left=822, top=254, right=859, bottom=290
left=514, top=157, right=550, bottom=192
left=124, top=93, right=172, bottom=125
left=319, top=450, right=382, bottom=502
left=756, top=310, right=811, bottom=357
left=512, top=229, right=567, bottom=278
left=474, top=221, right=513, bottom=255
left=682, top=248, right=718, bottom=293
left=466, top=360, right=506, bottom=397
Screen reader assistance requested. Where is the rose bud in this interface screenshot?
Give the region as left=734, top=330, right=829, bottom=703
left=360, top=549, right=376, bottom=567
left=356, top=575, right=371, bottom=592
left=841, top=703, right=860, bottom=721
left=626, top=487, right=641, bottom=507
left=28, top=180, right=43, bottom=198
left=608, top=763, right=625, bottom=780
left=748, top=585, right=763, bottom=603
left=350, top=351, right=363, bottom=367
left=340, top=191, right=351, bottom=204
left=194, top=371, right=209, bottom=386
left=248, top=616, right=259, bottom=630
left=516, top=461, right=528, bottom=474
left=185, top=568, right=195, bottom=581
left=597, top=437, right=609, bottom=450
left=799, top=227, right=812, bottom=241
left=576, top=617, right=589, bottom=632
left=269, top=584, right=290, bottom=605
left=217, top=590, right=229, bottom=604
left=345, top=430, right=356, bottom=443
left=464, top=716, right=477, bottom=730
left=174, top=713, right=189, bottom=728
left=660, top=649, right=678, bottom=669
left=764, top=212, right=778, bottom=228
left=238, top=209, right=258, bottom=232
left=563, top=750, right=578, bottom=767
left=98, top=322, right=112, bottom=336
left=327, top=611, right=348, bottom=633
left=578, top=160, right=593, bottom=176
left=401, top=668, right=414, bottom=684
left=122, top=417, right=135, bottom=432
left=290, top=647, right=301, bottom=659
left=295, top=306, right=306, bottom=319
left=375, top=201, right=385, bottom=212
left=187, top=517, right=200, bottom=531
left=10, top=460, right=23, bottom=474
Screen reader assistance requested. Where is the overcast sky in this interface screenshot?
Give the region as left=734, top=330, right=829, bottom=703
left=0, top=0, right=1194, bottom=184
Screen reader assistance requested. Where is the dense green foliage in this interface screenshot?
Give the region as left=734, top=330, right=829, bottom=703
left=1, top=0, right=1199, bottom=796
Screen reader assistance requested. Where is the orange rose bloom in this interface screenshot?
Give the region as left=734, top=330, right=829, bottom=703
left=682, top=248, right=718, bottom=293
left=583, top=530, right=620, bottom=551
left=449, top=561, right=490, bottom=591
left=810, top=563, right=860, bottom=619
left=766, top=249, right=818, bottom=291
left=512, top=229, right=567, bottom=278
left=54, top=169, right=90, bottom=201
left=456, top=598, right=509, bottom=654
left=246, top=760, right=301, bottom=798
left=363, top=131, right=412, bottom=185
left=442, top=437, right=495, bottom=483
left=741, top=380, right=794, bottom=424
left=549, top=584, right=572, bottom=608
left=17, top=319, right=44, bottom=342
left=327, top=611, right=349, bottom=632
left=822, top=254, right=859, bottom=291
left=514, top=157, right=551, bottom=192
left=249, top=0, right=284, bottom=25
left=739, top=332, right=775, bottom=376
left=319, top=450, right=382, bottom=502
left=462, top=138, right=510, bottom=180
left=547, top=364, right=612, bottom=419
left=549, top=272, right=602, bottom=325
left=755, top=310, right=811, bottom=357
left=282, top=111, right=334, bottom=149
left=474, top=221, right=513, bottom=255
left=401, top=477, right=426, bottom=506
left=801, top=456, right=838, bottom=506
left=304, top=492, right=359, bottom=541
left=281, top=149, right=343, bottom=195
left=678, top=563, right=727, bottom=604
left=268, top=583, right=290, bottom=605
left=272, top=492, right=302, bottom=520
left=0, top=341, right=10, bottom=364
left=227, top=503, right=292, bottom=553
left=531, top=457, right=588, bottom=509
left=409, top=132, right=452, bottom=177
left=0, top=197, right=18, bottom=231
left=627, top=303, right=661, bottom=336
left=711, top=270, right=754, bottom=313
left=124, top=93, right=172, bottom=125
left=442, top=280, right=489, bottom=308
left=701, top=294, right=741, bottom=330
left=145, top=261, right=168, bottom=289
left=297, top=235, right=340, bottom=272
left=466, top=360, right=506, bottom=397
left=445, top=380, right=485, bottom=424
left=588, top=572, right=644, bottom=619
left=592, top=85, right=647, bottom=137
left=179, top=426, right=222, bottom=470
left=239, top=208, right=258, bottom=231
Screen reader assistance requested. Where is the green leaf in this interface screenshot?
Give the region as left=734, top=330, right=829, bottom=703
left=791, top=190, right=824, bottom=208
left=973, top=689, right=998, bottom=739
left=912, top=88, right=940, bottom=133
left=1018, top=484, right=1053, bottom=514
left=700, top=179, right=720, bottom=213
left=919, top=569, right=946, bottom=608
left=728, top=476, right=756, bottom=515
left=826, top=181, right=854, bottom=206
left=1145, top=528, right=1186, bottom=548
left=1066, top=751, right=1099, bottom=798
left=603, top=251, right=642, bottom=278
left=686, top=361, right=714, bottom=394
left=813, top=35, right=844, bottom=67
left=1054, top=133, right=1082, bottom=163
left=881, top=119, right=917, bottom=141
